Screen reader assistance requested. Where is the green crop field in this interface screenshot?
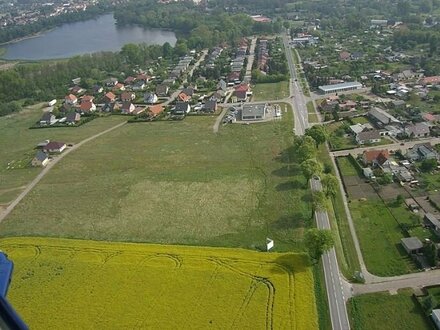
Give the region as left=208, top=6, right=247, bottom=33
left=0, top=112, right=311, bottom=251
left=252, top=81, right=290, bottom=101
left=0, top=106, right=127, bottom=204
left=348, top=289, right=431, bottom=330
left=1, top=237, right=318, bottom=329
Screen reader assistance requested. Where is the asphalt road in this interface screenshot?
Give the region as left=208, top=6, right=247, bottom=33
left=282, top=33, right=309, bottom=135
left=311, top=177, right=351, bottom=330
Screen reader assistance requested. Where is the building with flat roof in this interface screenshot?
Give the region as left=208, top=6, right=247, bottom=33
left=318, top=81, right=363, bottom=94
left=400, top=237, right=423, bottom=254
left=240, top=104, right=268, bottom=121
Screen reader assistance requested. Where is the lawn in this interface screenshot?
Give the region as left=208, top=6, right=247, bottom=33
left=336, top=156, right=361, bottom=177
left=325, top=122, right=357, bottom=151
left=350, top=117, right=370, bottom=124
left=348, top=289, right=432, bottom=330
left=349, top=199, right=417, bottom=276
left=0, top=237, right=318, bottom=330
left=307, top=101, right=319, bottom=123
left=0, top=112, right=312, bottom=251
left=252, top=81, right=290, bottom=101
left=0, top=105, right=127, bottom=204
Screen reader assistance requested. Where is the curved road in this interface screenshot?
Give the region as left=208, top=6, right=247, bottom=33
left=0, top=121, right=127, bottom=223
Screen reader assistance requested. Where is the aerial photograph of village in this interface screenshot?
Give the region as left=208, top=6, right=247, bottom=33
left=0, top=0, right=440, bottom=329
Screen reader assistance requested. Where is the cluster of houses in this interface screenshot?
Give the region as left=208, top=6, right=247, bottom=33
left=290, top=32, right=319, bottom=47
left=31, top=140, right=67, bottom=167
left=227, top=39, right=249, bottom=85
left=255, top=39, right=269, bottom=72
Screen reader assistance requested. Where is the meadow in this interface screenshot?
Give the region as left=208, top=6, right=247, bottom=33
left=0, top=105, right=127, bottom=205
left=1, top=237, right=318, bottom=329
left=252, top=81, right=290, bottom=101
left=0, top=110, right=312, bottom=251
left=348, top=289, right=431, bottom=330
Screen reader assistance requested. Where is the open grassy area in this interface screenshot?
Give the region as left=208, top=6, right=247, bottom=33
left=0, top=111, right=312, bottom=251
left=307, top=101, right=319, bottom=123
left=1, top=237, right=318, bottom=329
left=349, top=199, right=417, bottom=276
left=348, top=289, right=432, bottom=330
left=0, top=105, right=127, bottom=204
left=252, top=81, right=290, bottom=101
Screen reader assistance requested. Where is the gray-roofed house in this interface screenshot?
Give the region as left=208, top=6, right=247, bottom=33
left=182, top=87, right=195, bottom=97
left=368, top=107, right=400, bottom=127
left=171, top=102, right=191, bottom=116
left=66, top=112, right=81, bottom=124
left=424, top=213, right=440, bottom=237
left=404, top=122, right=430, bottom=138
left=203, top=100, right=218, bottom=113
left=39, top=112, right=56, bottom=126
left=356, top=130, right=381, bottom=145
left=401, top=237, right=423, bottom=254
left=217, top=79, right=227, bottom=92
left=405, top=143, right=438, bottom=161
left=31, top=151, right=49, bottom=167
left=156, top=84, right=169, bottom=97
left=432, top=309, right=440, bottom=330
left=240, top=104, right=267, bottom=121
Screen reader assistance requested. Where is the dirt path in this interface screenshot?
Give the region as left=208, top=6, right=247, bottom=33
left=0, top=121, right=127, bottom=224
left=213, top=107, right=228, bottom=133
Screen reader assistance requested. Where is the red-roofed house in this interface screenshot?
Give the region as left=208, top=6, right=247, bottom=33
left=80, top=101, right=96, bottom=112
left=65, top=94, right=78, bottom=105
left=81, top=95, right=94, bottom=103
left=103, top=92, right=116, bottom=103
left=339, top=51, right=351, bottom=61
left=43, top=141, right=67, bottom=153
left=362, top=149, right=390, bottom=166
left=233, top=84, right=251, bottom=102
left=148, top=105, right=164, bottom=117
left=124, top=76, right=136, bottom=85
left=120, top=92, right=135, bottom=102
left=113, top=83, right=125, bottom=91
left=178, top=92, right=191, bottom=102
left=420, top=76, right=440, bottom=86
left=423, top=113, right=439, bottom=122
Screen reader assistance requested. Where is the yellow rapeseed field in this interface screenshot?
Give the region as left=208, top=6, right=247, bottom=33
left=0, top=237, right=317, bottom=329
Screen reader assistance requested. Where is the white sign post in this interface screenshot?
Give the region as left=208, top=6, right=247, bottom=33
left=266, top=238, right=274, bottom=252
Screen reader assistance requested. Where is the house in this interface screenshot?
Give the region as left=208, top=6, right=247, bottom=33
left=203, top=100, right=217, bottom=113
left=120, top=92, right=135, bottom=102
left=124, top=76, right=136, bottom=85
left=404, top=122, right=430, bottom=138
left=105, top=78, right=118, bottom=87
left=368, top=107, right=400, bottom=127
left=350, top=52, right=363, bottom=60
left=156, top=84, right=169, bottom=97
left=71, top=77, right=81, bottom=85
left=339, top=51, right=351, bottom=61
left=81, top=95, right=94, bottom=103
left=80, top=101, right=96, bottom=113
left=350, top=123, right=372, bottom=135
left=182, top=87, right=195, bottom=97
left=339, top=100, right=357, bottom=110
left=405, top=198, right=419, bottom=211
left=420, top=76, right=440, bottom=86
left=121, top=102, right=136, bottom=114
left=422, top=113, right=439, bottom=123
left=136, top=73, right=151, bottom=83
left=405, top=143, right=438, bottom=161
left=233, top=84, right=251, bottom=102
left=132, top=81, right=146, bottom=91
left=178, top=92, right=191, bottom=102
left=66, top=112, right=81, bottom=124
left=113, top=83, right=125, bottom=91
left=217, top=79, right=227, bottom=92
left=240, top=104, right=267, bottom=121
left=424, top=213, right=440, bottom=237
left=144, top=93, right=158, bottom=104
left=362, top=149, right=390, bottom=166
left=432, top=309, right=440, bottom=330
left=31, top=151, right=49, bottom=167
left=39, top=112, right=56, bottom=125
left=43, top=141, right=66, bottom=153
left=400, top=237, right=423, bottom=254
left=92, top=85, right=103, bottom=94
left=103, top=92, right=116, bottom=104
left=64, top=94, right=77, bottom=105
left=70, top=85, right=85, bottom=95
left=148, top=105, right=164, bottom=117
left=362, top=167, right=375, bottom=179
left=356, top=130, right=381, bottom=145
left=172, top=102, right=191, bottom=116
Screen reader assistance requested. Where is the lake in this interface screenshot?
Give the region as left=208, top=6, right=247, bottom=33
left=1, top=14, right=177, bottom=60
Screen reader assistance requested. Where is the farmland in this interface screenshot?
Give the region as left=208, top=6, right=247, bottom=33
left=2, top=237, right=318, bottom=329
left=0, top=111, right=312, bottom=251
left=348, top=289, right=431, bottom=330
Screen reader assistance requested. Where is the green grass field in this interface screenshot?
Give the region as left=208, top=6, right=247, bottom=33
left=307, top=101, right=319, bottom=123
left=0, top=106, right=127, bottom=204
left=0, top=111, right=312, bottom=251
left=1, top=237, right=318, bottom=329
left=348, top=289, right=432, bottom=330
left=252, top=81, right=290, bottom=101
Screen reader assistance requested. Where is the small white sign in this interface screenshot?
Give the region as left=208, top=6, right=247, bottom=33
left=266, top=238, right=274, bottom=251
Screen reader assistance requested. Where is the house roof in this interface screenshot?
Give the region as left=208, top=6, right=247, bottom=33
left=148, top=105, right=164, bottom=116
left=363, top=149, right=390, bottom=163
left=178, top=92, right=190, bottom=102
left=368, top=107, right=400, bottom=125
left=104, top=92, right=116, bottom=100
left=401, top=237, right=423, bottom=251
left=425, top=213, right=440, bottom=228
left=65, top=94, right=77, bottom=101
left=204, top=100, right=217, bottom=111
left=34, top=150, right=48, bottom=162
left=82, top=95, right=94, bottom=102
left=339, top=51, right=351, bottom=60
left=41, top=112, right=54, bottom=121
left=80, top=101, right=94, bottom=111
left=114, top=83, right=124, bottom=89
left=242, top=104, right=267, bottom=118
left=174, top=102, right=190, bottom=113
left=120, top=92, right=134, bottom=100
left=350, top=123, right=365, bottom=135
left=357, top=130, right=381, bottom=141
left=406, top=122, right=430, bottom=136
left=235, top=84, right=249, bottom=92
left=421, top=76, right=440, bottom=85
left=182, top=87, right=194, bottom=96
left=66, top=112, right=80, bottom=122
left=43, top=141, right=65, bottom=150
left=121, top=101, right=134, bottom=110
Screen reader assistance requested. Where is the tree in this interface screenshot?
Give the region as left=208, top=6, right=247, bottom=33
left=421, top=158, right=437, bottom=172
left=300, top=159, right=322, bottom=182
left=321, top=174, right=338, bottom=199
left=294, top=136, right=317, bottom=162
left=304, top=228, right=334, bottom=262
left=312, top=190, right=327, bottom=213
left=305, top=125, right=327, bottom=147
left=395, top=194, right=405, bottom=206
